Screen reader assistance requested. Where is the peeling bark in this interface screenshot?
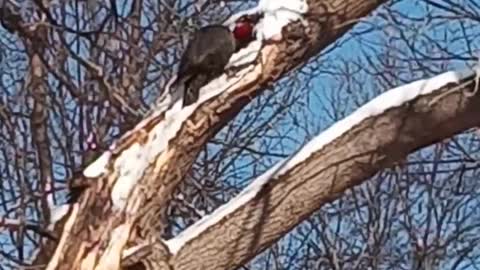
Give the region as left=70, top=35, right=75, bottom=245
left=172, top=76, right=480, bottom=270
left=36, top=0, right=389, bottom=269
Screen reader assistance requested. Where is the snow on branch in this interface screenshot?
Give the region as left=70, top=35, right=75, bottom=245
left=165, top=68, right=475, bottom=254
left=80, top=0, right=309, bottom=211
left=81, top=61, right=260, bottom=210
left=40, top=0, right=396, bottom=267
left=224, top=0, right=309, bottom=41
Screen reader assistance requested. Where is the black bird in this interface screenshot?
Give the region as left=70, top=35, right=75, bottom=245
left=171, top=14, right=261, bottom=107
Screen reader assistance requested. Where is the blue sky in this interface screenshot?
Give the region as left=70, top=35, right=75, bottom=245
left=1, top=0, right=480, bottom=268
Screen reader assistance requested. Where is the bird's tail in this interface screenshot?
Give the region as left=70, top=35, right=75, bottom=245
left=182, top=74, right=208, bottom=107
left=166, top=73, right=208, bottom=108
left=169, top=75, right=187, bottom=104
left=156, top=74, right=188, bottom=111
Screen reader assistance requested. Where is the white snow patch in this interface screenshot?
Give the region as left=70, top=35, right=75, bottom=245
left=109, top=73, right=255, bottom=211
left=111, top=143, right=149, bottom=209
left=224, top=0, right=308, bottom=41
left=110, top=108, right=184, bottom=210
left=48, top=204, right=70, bottom=230
left=164, top=68, right=473, bottom=254
left=278, top=69, right=473, bottom=175
left=83, top=151, right=112, bottom=178
left=226, top=40, right=263, bottom=69
left=257, top=0, right=309, bottom=40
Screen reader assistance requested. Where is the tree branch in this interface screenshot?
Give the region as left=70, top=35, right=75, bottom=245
left=168, top=69, right=480, bottom=270
left=39, top=0, right=389, bottom=268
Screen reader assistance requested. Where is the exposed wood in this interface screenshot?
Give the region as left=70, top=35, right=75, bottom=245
left=37, top=0, right=388, bottom=269
left=171, top=75, right=480, bottom=270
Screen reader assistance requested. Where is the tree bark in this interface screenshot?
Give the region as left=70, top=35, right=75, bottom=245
left=171, top=73, right=480, bottom=270
left=37, top=0, right=391, bottom=269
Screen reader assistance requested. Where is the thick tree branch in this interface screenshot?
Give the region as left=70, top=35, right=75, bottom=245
left=40, top=0, right=388, bottom=268
left=168, top=70, right=480, bottom=270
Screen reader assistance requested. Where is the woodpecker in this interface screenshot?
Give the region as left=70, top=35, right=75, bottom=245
left=171, top=14, right=262, bottom=107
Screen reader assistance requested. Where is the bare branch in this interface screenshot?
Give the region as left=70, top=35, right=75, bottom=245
left=40, top=0, right=389, bottom=269
left=168, top=69, right=480, bottom=269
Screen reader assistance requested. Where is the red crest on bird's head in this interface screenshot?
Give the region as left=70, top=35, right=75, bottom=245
left=232, top=14, right=261, bottom=40
left=233, top=21, right=254, bottom=40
